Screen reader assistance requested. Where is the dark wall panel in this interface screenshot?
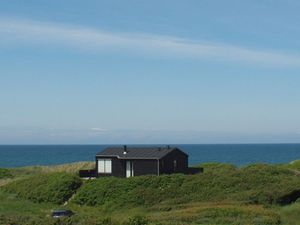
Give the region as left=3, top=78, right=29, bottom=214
left=160, top=149, right=188, bottom=174
left=96, top=148, right=188, bottom=178
left=133, top=159, right=158, bottom=176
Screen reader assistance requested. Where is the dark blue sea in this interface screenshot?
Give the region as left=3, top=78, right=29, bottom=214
left=1, top=144, right=300, bottom=168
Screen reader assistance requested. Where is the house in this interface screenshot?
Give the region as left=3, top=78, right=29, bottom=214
left=95, top=145, right=189, bottom=178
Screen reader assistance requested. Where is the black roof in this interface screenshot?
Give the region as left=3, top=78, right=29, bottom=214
left=96, top=146, right=187, bottom=159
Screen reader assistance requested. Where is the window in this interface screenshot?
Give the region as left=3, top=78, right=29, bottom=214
left=126, top=161, right=134, bottom=178
left=98, top=159, right=112, bottom=173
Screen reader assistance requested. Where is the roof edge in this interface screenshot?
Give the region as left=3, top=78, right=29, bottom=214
left=96, top=155, right=160, bottom=160
left=160, top=147, right=189, bottom=158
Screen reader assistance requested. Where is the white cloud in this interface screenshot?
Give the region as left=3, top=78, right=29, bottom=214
left=1, top=17, right=300, bottom=66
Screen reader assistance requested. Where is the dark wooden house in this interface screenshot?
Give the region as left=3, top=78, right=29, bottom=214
left=95, top=146, right=189, bottom=178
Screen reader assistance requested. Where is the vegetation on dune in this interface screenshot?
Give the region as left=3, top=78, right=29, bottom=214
left=73, top=163, right=300, bottom=208
left=0, top=168, right=13, bottom=179
left=195, top=162, right=237, bottom=171
left=0, top=199, right=282, bottom=225
left=73, top=174, right=187, bottom=208
left=279, top=202, right=300, bottom=225
left=0, top=213, right=150, bottom=225
left=237, top=164, right=300, bottom=205
left=280, top=159, right=300, bottom=171
left=4, top=172, right=82, bottom=204
left=149, top=203, right=281, bottom=225
left=1, top=161, right=300, bottom=224
left=10, top=161, right=95, bottom=177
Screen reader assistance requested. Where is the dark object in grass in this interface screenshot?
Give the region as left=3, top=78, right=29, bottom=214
left=79, top=169, right=97, bottom=178
left=186, top=167, right=203, bottom=174
left=51, top=209, right=74, bottom=218
left=277, top=189, right=300, bottom=205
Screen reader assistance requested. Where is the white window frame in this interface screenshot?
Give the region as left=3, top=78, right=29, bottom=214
left=126, top=161, right=134, bottom=178
left=98, top=159, right=112, bottom=173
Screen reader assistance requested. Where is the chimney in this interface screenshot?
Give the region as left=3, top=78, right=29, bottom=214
left=123, top=145, right=127, bottom=154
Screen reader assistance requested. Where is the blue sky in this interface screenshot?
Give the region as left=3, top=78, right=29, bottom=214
left=1, top=0, right=300, bottom=144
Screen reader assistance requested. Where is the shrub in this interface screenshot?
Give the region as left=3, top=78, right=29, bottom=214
left=0, top=168, right=13, bottom=179
left=149, top=203, right=281, bottom=225
left=124, top=216, right=149, bottom=225
left=73, top=164, right=300, bottom=207
left=73, top=174, right=186, bottom=207
left=4, top=172, right=82, bottom=204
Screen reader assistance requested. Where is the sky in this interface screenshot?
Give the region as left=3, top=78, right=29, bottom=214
left=0, top=0, right=300, bottom=144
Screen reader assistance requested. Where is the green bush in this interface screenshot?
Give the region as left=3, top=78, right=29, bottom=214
left=0, top=214, right=150, bottom=225
left=197, top=162, right=237, bottom=172
left=73, top=174, right=186, bottom=207
left=4, top=172, right=82, bottom=204
left=73, top=163, right=300, bottom=207
left=198, top=207, right=280, bottom=225
left=281, top=160, right=300, bottom=171
left=0, top=168, right=13, bottom=179
left=124, top=216, right=149, bottom=225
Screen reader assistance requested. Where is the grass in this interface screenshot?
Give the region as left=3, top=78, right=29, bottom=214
left=4, top=172, right=82, bottom=204
left=73, top=163, right=300, bottom=208
left=0, top=189, right=148, bottom=225
left=0, top=161, right=94, bottom=187
left=0, top=190, right=57, bottom=225
left=149, top=202, right=281, bottom=225
left=281, top=159, right=300, bottom=170
left=9, top=161, right=95, bottom=176
left=0, top=169, right=14, bottom=188
left=0, top=193, right=282, bottom=225
left=1, top=161, right=300, bottom=224
left=0, top=190, right=54, bottom=216
left=0, top=189, right=282, bottom=225
left=0, top=168, right=13, bottom=179
left=277, top=202, right=300, bottom=225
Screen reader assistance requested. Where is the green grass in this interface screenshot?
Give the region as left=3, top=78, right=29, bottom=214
left=0, top=189, right=148, bottom=225
left=0, top=190, right=57, bottom=225
left=279, top=159, right=300, bottom=173
left=1, top=161, right=300, bottom=224
left=9, top=161, right=95, bottom=176
left=0, top=168, right=13, bottom=179
left=0, top=161, right=94, bottom=188
left=149, top=202, right=281, bottom=225
left=73, top=163, right=300, bottom=208
left=0, top=190, right=54, bottom=215
left=0, top=168, right=14, bottom=187
left=277, top=202, right=300, bottom=225
left=0, top=189, right=282, bottom=225
left=4, top=172, right=82, bottom=204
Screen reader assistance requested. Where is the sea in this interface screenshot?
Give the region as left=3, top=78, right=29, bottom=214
left=1, top=144, right=300, bottom=168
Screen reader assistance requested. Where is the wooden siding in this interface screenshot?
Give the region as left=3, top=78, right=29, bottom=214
left=96, top=156, right=125, bottom=177
left=132, top=159, right=158, bottom=176
left=160, top=149, right=188, bottom=174
left=95, top=148, right=188, bottom=178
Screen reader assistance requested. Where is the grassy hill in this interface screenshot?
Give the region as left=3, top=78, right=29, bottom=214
left=4, top=173, right=82, bottom=204
left=0, top=168, right=13, bottom=179
left=1, top=161, right=300, bottom=224
left=73, top=163, right=300, bottom=208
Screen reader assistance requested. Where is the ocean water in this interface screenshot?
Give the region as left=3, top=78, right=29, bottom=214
left=1, top=144, right=300, bottom=168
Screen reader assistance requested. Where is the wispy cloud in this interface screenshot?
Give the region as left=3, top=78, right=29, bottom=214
left=90, top=128, right=108, bottom=132
left=1, top=17, right=300, bottom=66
